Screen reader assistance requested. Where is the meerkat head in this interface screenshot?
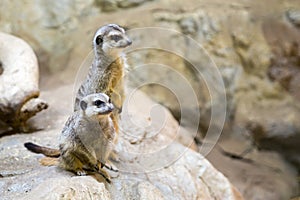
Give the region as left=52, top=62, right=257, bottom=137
left=80, top=93, right=114, bottom=119
left=93, top=24, right=132, bottom=58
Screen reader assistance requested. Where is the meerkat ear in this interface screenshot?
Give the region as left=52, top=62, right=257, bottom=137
left=95, top=35, right=103, bottom=46
left=80, top=100, right=88, bottom=111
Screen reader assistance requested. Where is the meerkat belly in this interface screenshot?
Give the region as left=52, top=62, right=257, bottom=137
left=77, top=122, right=109, bottom=161
left=94, top=138, right=112, bottom=163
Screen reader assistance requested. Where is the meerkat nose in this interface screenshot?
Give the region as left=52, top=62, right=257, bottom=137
left=127, top=39, right=132, bottom=45
left=108, top=104, right=114, bottom=111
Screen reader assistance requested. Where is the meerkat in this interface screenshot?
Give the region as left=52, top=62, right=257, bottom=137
left=25, top=93, right=116, bottom=183
left=74, top=24, right=132, bottom=137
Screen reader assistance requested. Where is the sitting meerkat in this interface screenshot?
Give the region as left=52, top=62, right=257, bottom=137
left=25, top=93, right=116, bottom=183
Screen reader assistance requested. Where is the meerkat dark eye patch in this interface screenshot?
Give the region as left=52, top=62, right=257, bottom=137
left=95, top=35, right=103, bottom=45
left=94, top=100, right=105, bottom=107
left=110, top=35, right=122, bottom=42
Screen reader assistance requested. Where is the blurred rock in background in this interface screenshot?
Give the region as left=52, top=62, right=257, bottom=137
left=0, top=32, right=48, bottom=134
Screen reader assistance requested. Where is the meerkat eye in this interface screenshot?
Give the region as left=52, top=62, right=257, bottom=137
left=110, top=35, right=122, bottom=42
left=94, top=100, right=104, bottom=107
left=108, top=98, right=112, bottom=103
left=95, top=35, right=103, bottom=45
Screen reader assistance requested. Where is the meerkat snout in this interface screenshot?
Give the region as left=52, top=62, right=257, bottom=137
left=93, top=99, right=114, bottom=115
left=126, top=38, right=132, bottom=46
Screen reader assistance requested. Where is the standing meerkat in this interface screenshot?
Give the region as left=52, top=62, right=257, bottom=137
left=25, top=93, right=116, bottom=183
left=74, top=24, right=132, bottom=136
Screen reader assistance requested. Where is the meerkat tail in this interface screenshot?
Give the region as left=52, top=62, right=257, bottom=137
left=24, top=142, right=60, bottom=157
left=39, top=157, right=59, bottom=166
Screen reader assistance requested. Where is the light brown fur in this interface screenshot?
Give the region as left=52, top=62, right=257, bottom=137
left=40, top=157, right=59, bottom=166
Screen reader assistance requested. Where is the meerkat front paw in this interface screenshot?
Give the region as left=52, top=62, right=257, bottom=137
left=98, top=161, right=118, bottom=172
left=76, top=169, right=87, bottom=176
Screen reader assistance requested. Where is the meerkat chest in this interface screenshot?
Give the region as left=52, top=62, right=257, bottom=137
left=76, top=120, right=101, bottom=145
left=103, top=58, right=124, bottom=90
left=79, top=118, right=113, bottom=160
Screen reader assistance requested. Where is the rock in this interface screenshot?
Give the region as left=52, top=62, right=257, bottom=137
left=153, top=8, right=220, bottom=42
left=26, top=176, right=111, bottom=200
left=0, top=61, right=3, bottom=75
left=132, top=181, right=165, bottom=199
left=229, top=19, right=300, bottom=169
left=0, top=0, right=99, bottom=74
left=0, top=32, right=48, bottom=134
left=125, top=10, right=225, bottom=141
left=118, top=0, right=153, bottom=9
left=0, top=84, right=242, bottom=200
left=95, top=0, right=153, bottom=12
left=95, top=0, right=118, bottom=11
left=223, top=13, right=300, bottom=178
left=231, top=24, right=271, bottom=77
left=263, top=20, right=300, bottom=100
left=234, top=73, right=300, bottom=169
left=207, top=138, right=299, bottom=200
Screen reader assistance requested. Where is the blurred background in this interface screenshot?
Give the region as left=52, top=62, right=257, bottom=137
left=0, top=0, right=300, bottom=199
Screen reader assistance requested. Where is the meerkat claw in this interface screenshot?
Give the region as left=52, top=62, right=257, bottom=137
left=93, top=164, right=100, bottom=172
left=104, top=163, right=119, bottom=172
left=76, top=170, right=87, bottom=176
